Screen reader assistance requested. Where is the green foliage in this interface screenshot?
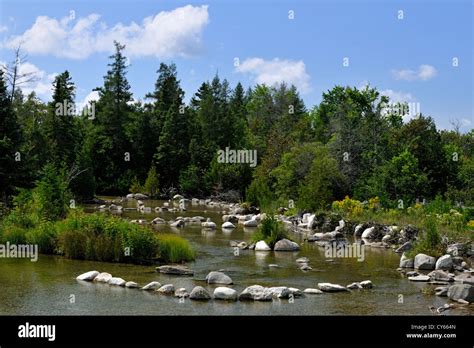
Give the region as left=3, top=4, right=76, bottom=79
left=251, top=215, right=289, bottom=248
left=271, top=142, right=319, bottom=200
left=34, top=164, right=71, bottom=221
left=407, top=218, right=444, bottom=258
left=85, top=41, right=133, bottom=194
left=0, top=69, right=22, bottom=203
left=1, top=43, right=473, bottom=253
left=296, top=144, right=345, bottom=211
left=143, top=165, right=159, bottom=198
left=26, top=221, right=58, bottom=254
left=364, top=149, right=429, bottom=206
left=55, top=212, right=161, bottom=263
left=43, top=70, right=77, bottom=167
left=156, top=234, right=195, bottom=263
left=245, top=176, right=275, bottom=211
left=129, top=176, right=143, bottom=194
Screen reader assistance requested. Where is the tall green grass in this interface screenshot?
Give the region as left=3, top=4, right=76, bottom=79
left=156, top=234, right=195, bottom=263
left=0, top=210, right=194, bottom=264
left=406, top=218, right=445, bottom=258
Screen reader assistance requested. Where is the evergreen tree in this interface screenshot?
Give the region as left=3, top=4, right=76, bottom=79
left=0, top=69, right=22, bottom=203
left=44, top=70, right=77, bottom=166
left=151, top=63, right=188, bottom=189
left=87, top=41, right=133, bottom=193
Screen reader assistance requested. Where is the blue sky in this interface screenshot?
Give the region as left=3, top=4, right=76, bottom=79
left=0, top=0, right=472, bottom=130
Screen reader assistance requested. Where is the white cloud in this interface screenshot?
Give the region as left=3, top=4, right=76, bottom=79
left=392, top=64, right=437, bottom=81
left=3, top=5, right=209, bottom=59
left=0, top=25, right=8, bottom=33
left=0, top=61, right=57, bottom=99
left=236, top=57, right=311, bottom=93
left=460, top=118, right=472, bottom=127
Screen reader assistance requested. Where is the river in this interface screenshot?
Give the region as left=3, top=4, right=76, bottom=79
left=0, top=198, right=470, bottom=315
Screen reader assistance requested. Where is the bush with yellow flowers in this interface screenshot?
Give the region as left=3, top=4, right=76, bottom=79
left=332, top=196, right=364, bottom=217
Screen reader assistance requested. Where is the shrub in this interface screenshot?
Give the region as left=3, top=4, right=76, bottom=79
left=59, top=230, right=88, bottom=259
left=34, top=164, right=71, bottom=221
left=26, top=221, right=57, bottom=254
left=143, top=165, right=159, bottom=198
left=332, top=196, right=364, bottom=217
left=129, top=176, right=143, bottom=194
left=251, top=215, right=289, bottom=248
left=1, top=225, right=28, bottom=244
left=407, top=218, right=444, bottom=258
left=245, top=176, right=275, bottom=211
left=156, top=234, right=195, bottom=263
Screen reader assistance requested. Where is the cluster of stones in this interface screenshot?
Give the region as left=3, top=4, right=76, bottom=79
left=398, top=245, right=474, bottom=304
left=77, top=267, right=373, bottom=302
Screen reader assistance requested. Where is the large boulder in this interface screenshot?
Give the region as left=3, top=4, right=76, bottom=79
left=201, top=218, right=217, bottom=229
left=107, top=277, right=126, bottom=286
left=447, top=284, right=474, bottom=303
left=446, top=243, right=468, bottom=256
left=288, top=288, right=302, bottom=297
left=214, top=287, right=238, bottom=301
left=243, top=219, right=258, bottom=227
left=174, top=288, right=189, bottom=298
left=435, top=255, right=453, bottom=271
left=454, top=273, right=474, bottom=285
left=304, top=288, right=323, bottom=294
left=273, top=239, right=300, bottom=252
left=395, top=241, right=412, bottom=254
left=361, top=227, right=375, bottom=239
left=428, top=270, right=454, bottom=282
left=347, top=282, right=362, bottom=289
left=170, top=220, right=185, bottom=228
left=255, top=241, right=271, bottom=251
left=156, top=284, right=175, bottom=295
left=134, top=193, right=149, bottom=200
left=152, top=217, right=166, bottom=224
left=76, top=271, right=99, bottom=281
left=125, top=281, right=138, bottom=288
left=399, top=253, right=414, bottom=268
left=141, top=281, right=162, bottom=290
left=318, top=283, right=349, bottom=292
left=414, top=254, right=436, bottom=270
left=222, top=221, right=236, bottom=229
left=93, top=272, right=112, bottom=283
left=156, top=265, right=194, bottom=276
left=238, top=285, right=273, bottom=301
left=206, top=271, right=233, bottom=285
left=267, top=287, right=291, bottom=299
left=354, top=224, right=365, bottom=237
left=189, top=286, right=212, bottom=301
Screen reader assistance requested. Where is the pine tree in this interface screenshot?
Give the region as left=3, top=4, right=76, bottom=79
left=150, top=63, right=189, bottom=190
left=0, top=69, right=22, bottom=203
left=87, top=41, right=133, bottom=193
left=144, top=165, right=159, bottom=198
left=44, top=70, right=77, bottom=166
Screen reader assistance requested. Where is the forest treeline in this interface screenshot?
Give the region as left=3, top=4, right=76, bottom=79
left=1, top=41, right=473, bottom=211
